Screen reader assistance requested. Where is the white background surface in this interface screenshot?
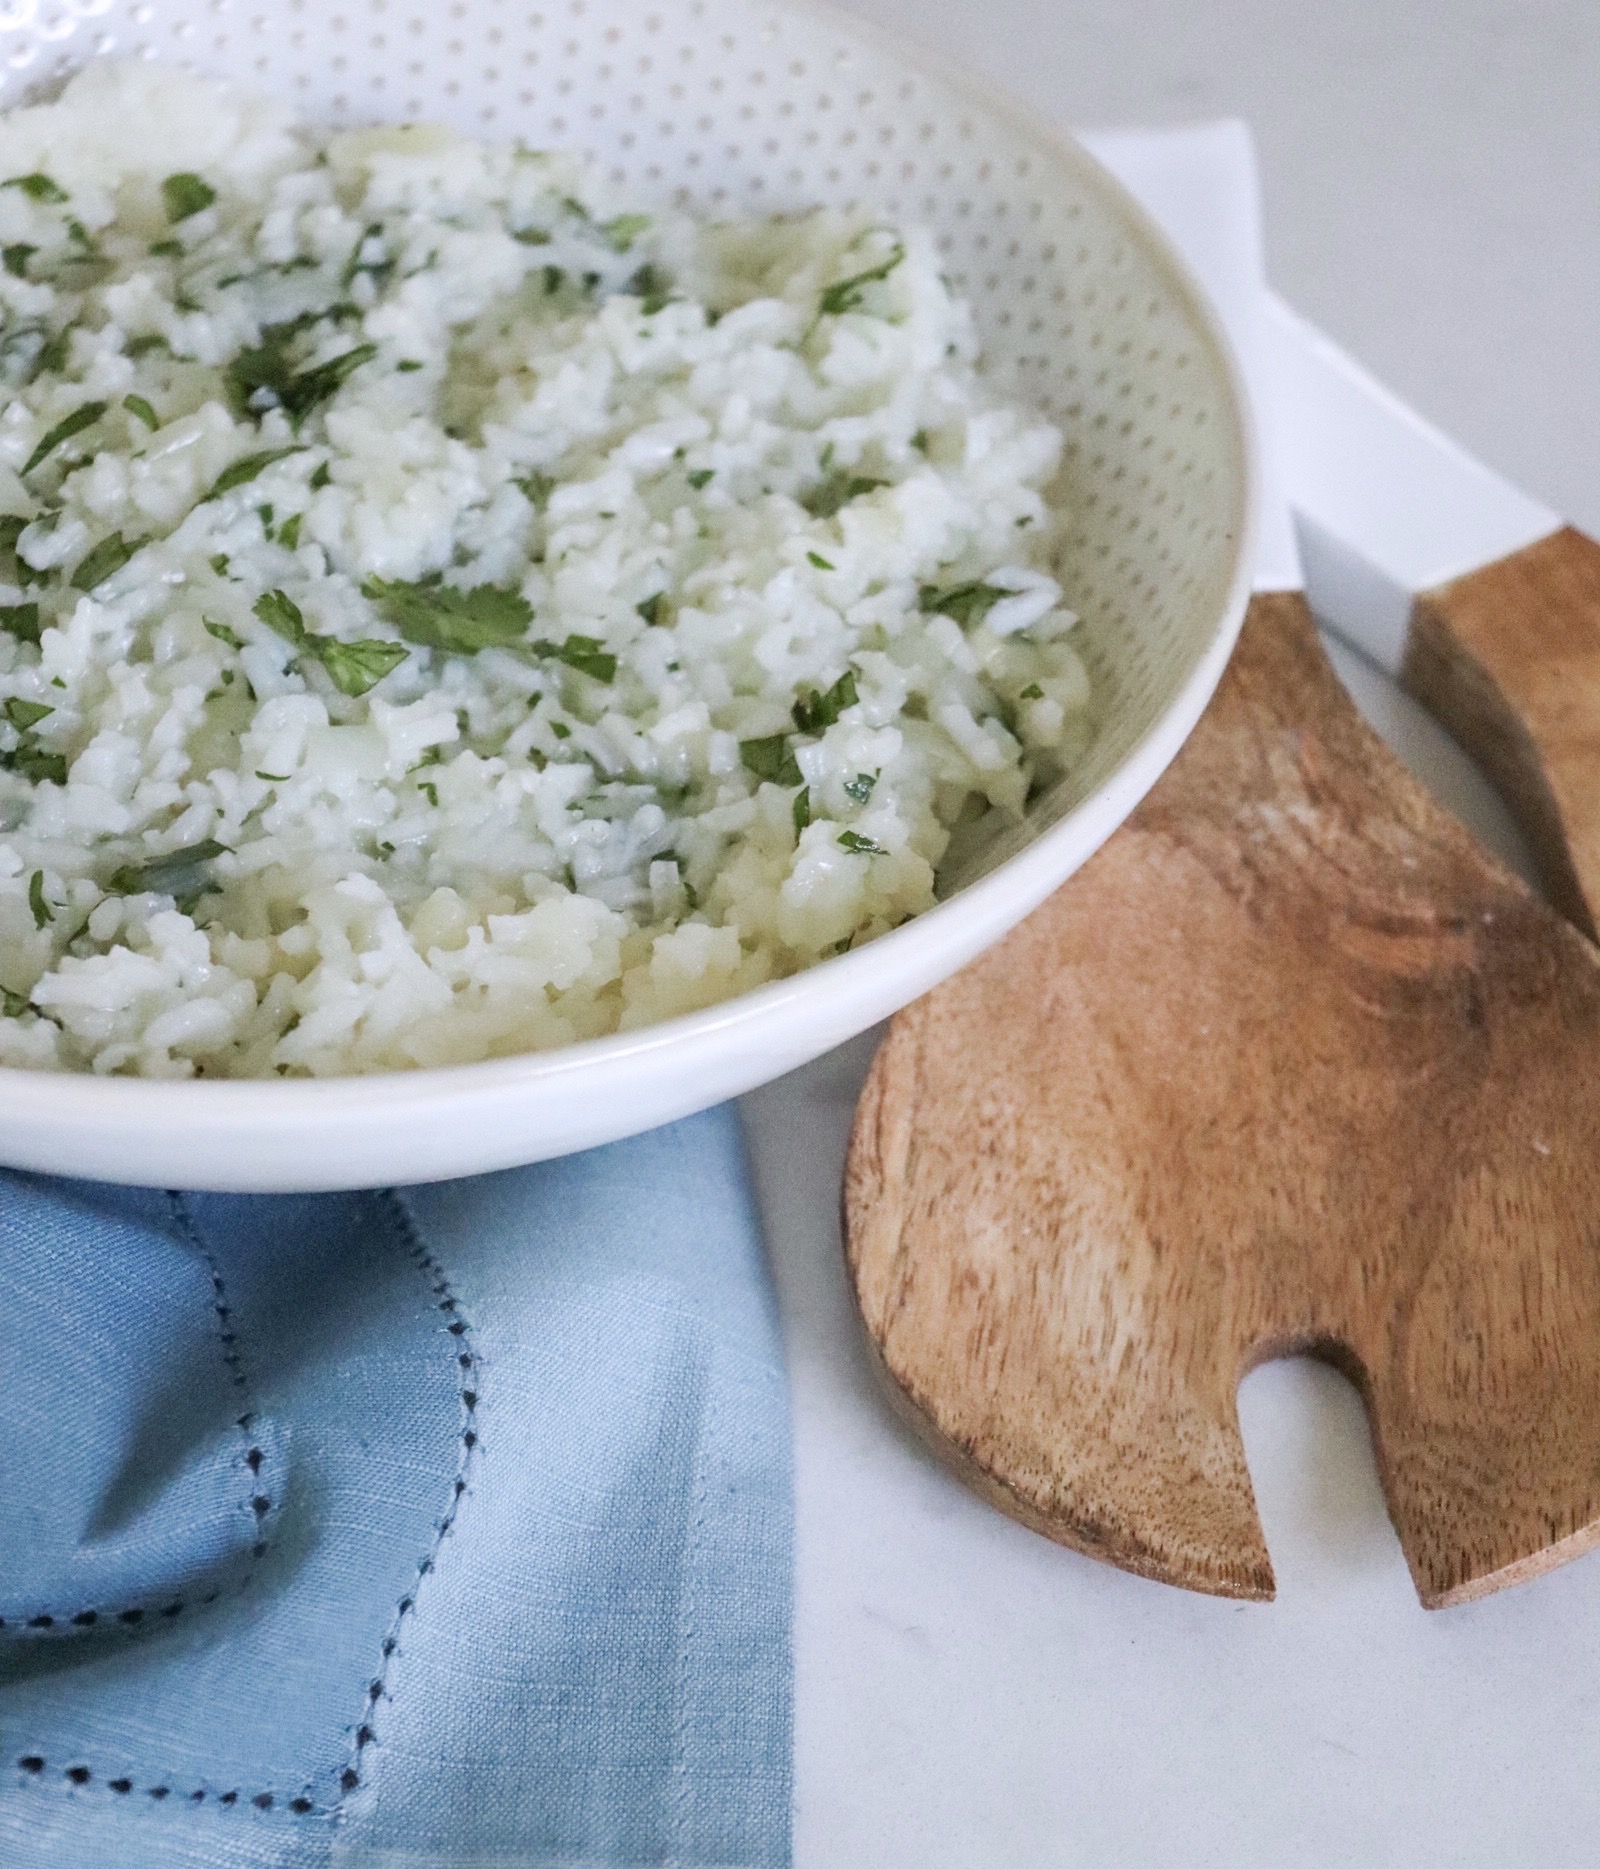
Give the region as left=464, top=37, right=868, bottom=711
left=748, top=6, right=1600, bottom=1862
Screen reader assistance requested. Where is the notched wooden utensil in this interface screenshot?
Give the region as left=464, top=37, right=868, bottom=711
left=845, top=572, right=1600, bottom=1608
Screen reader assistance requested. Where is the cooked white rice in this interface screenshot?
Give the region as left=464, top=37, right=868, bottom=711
left=0, top=61, right=1091, bottom=1078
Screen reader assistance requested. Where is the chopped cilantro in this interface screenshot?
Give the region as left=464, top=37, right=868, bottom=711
left=837, top=829, right=885, bottom=855
left=542, top=264, right=565, bottom=295
left=341, top=222, right=391, bottom=291
left=843, top=771, right=877, bottom=803
left=514, top=471, right=555, bottom=507
left=125, top=333, right=172, bottom=359
left=550, top=721, right=571, bottom=740
left=2, top=987, right=29, bottom=1018
left=4, top=698, right=52, bottom=731
left=792, top=785, right=812, bottom=835
left=911, top=428, right=930, bottom=452
left=278, top=512, right=302, bottom=550
left=512, top=225, right=552, bottom=246
left=561, top=195, right=591, bottom=221
left=71, top=531, right=143, bottom=593
left=918, top=581, right=1010, bottom=628
left=627, top=262, right=672, bottom=313
left=203, top=617, right=242, bottom=649
left=316, top=635, right=408, bottom=697
left=532, top=633, right=617, bottom=682
left=3, top=174, right=67, bottom=204
left=34, top=328, right=70, bottom=376
left=209, top=553, right=232, bottom=578
left=253, top=588, right=307, bottom=646
left=396, top=359, right=424, bottom=373
left=309, top=460, right=332, bottom=491
left=800, top=472, right=888, bottom=519
left=206, top=447, right=300, bottom=500
left=686, top=469, right=714, bottom=491
left=818, top=242, right=905, bottom=317
left=161, top=173, right=216, bottom=223
left=740, top=735, right=802, bottom=787
left=147, top=237, right=184, bottom=258
left=228, top=327, right=378, bottom=426
left=256, top=770, right=290, bottom=783
left=3, top=742, right=66, bottom=784
left=636, top=592, right=668, bottom=627
left=3, top=243, right=35, bottom=278
left=363, top=576, right=533, bottom=655
left=22, top=400, right=107, bottom=477
left=0, top=514, right=24, bottom=556
left=122, top=393, right=159, bottom=430
left=807, top=551, right=835, bottom=571
left=792, top=668, right=858, bottom=734
left=27, top=869, right=51, bottom=926
left=1019, top=681, right=1044, bottom=700
left=602, top=212, right=651, bottom=253
left=418, top=779, right=439, bottom=807
left=109, top=838, right=229, bottom=900
left=0, top=603, right=40, bottom=643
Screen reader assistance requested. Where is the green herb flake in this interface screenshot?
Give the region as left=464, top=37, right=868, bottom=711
left=602, top=212, right=651, bottom=253
left=147, top=237, right=184, bottom=258
left=686, top=468, right=714, bottom=491
left=807, top=551, right=835, bottom=571
left=278, top=513, right=302, bottom=550
left=532, top=633, right=617, bottom=683
left=636, top=592, right=668, bottom=627
left=0, top=604, right=40, bottom=643
left=513, top=225, right=552, bottom=246
left=2, top=986, right=29, bottom=1018
left=3, top=242, right=35, bottom=278
left=71, top=531, right=143, bottom=593
left=209, top=553, right=232, bottom=579
left=418, top=779, right=439, bottom=807
left=363, top=576, right=533, bottom=656
left=514, top=471, right=555, bottom=508
left=228, top=327, right=378, bottom=427
left=800, top=472, right=889, bottom=520
left=203, top=618, right=242, bottom=649
left=818, top=242, right=905, bottom=317
left=125, top=333, right=172, bottom=359
left=3, top=743, right=66, bottom=783
left=27, top=869, right=50, bottom=926
left=253, top=588, right=308, bottom=646
left=911, top=428, right=930, bottom=453
left=740, top=734, right=802, bottom=787
left=256, top=770, right=290, bottom=783
left=542, top=264, right=565, bottom=295
left=4, top=697, right=52, bottom=731
left=122, top=393, right=160, bottom=431
left=3, top=174, right=67, bottom=204
left=161, top=173, right=216, bottom=224
left=550, top=720, right=571, bottom=740
left=22, top=400, right=107, bottom=477
left=205, top=447, right=300, bottom=501
left=792, top=668, right=858, bottom=735
left=1019, top=681, right=1044, bottom=701
left=843, top=771, right=876, bottom=804
left=316, top=635, right=408, bottom=697
left=917, top=581, right=1010, bottom=629
left=309, top=460, right=332, bottom=491
left=396, top=359, right=424, bottom=373
left=109, top=837, right=229, bottom=900
left=792, top=785, right=811, bottom=836
left=628, top=261, right=672, bottom=314
left=33, top=327, right=70, bottom=377
left=837, top=829, right=885, bottom=855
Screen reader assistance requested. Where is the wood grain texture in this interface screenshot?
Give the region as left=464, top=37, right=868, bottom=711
left=845, top=590, right=1600, bottom=1607
left=1406, top=526, right=1600, bottom=939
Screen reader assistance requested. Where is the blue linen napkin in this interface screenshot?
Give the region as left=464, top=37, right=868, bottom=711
left=0, top=1104, right=792, bottom=1868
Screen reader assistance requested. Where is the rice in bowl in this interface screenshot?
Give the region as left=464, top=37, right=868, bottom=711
left=0, top=61, right=1092, bottom=1078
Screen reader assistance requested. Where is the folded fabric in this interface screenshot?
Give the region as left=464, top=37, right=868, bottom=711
left=0, top=1104, right=791, bottom=1868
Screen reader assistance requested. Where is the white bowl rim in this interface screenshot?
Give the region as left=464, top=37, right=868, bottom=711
left=0, top=0, right=1261, bottom=1142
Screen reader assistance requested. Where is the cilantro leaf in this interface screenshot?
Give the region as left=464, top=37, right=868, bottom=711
left=0, top=604, right=40, bottom=643
left=3, top=174, right=67, bottom=204
left=532, top=634, right=617, bottom=682
left=686, top=468, right=714, bottom=491
left=2, top=987, right=29, bottom=1018
left=71, top=531, right=145, bottom=593
left=807, top=551, right=835, bottom=571
left=22, top=400, right=107, bottom=476
left=843, top=771, right=876, bottom=803
left=740, top=735, right=802, bottom=787
left=203, top=617, right=242, bottom=649
left=28, top=869, right=51, bottom=926
left=602, top=212, right=651, bottom=253
left=109, top=837, right=229, bottom=900
left=228, top=326, right=377, bottom=426
left=3, top=243, right=35, bottom=278
left=206, top=447, right=300, bottom=500
left=792, top=669, right=858, bottom=735
left=315, top=635, right=409, bottom=698
left=918, top=582, right=1010, bottom=628
left=122, top=393, right=159, bottom=431
left=837, top=829, right=885, bottom=855
left=818, top=242, right=905, bottom=317
left=125, top=333, right=172, bottom=360
left=2, top=742, right=66, bottom=784
left=161, top=173, right=216, bottom=223
left=4, top=698, right=52, bottom=731
left=792, top=785, right=811, bottom=835
left=636, top=592, right=668, bottom=627
left=800, top=472, right=888, bottom=519
left=362, top=576, right=533, bottom=655
left=253, top=588, right=308, bottom=646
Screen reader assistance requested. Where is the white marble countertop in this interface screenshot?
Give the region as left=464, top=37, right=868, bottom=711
left=750, top=7, right=1600, bottom=1861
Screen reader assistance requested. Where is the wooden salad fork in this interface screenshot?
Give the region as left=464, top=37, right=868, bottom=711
left=844, top=528, right=1600, bottom=1607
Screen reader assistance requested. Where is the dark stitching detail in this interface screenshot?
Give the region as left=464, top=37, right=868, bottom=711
left=13, top=1756, right=325, bottom=1816
left=333, top=1189, right=480, bottom=1803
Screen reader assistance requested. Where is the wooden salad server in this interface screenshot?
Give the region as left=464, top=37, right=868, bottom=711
left=843, top=304, right=1600, bottom=1606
